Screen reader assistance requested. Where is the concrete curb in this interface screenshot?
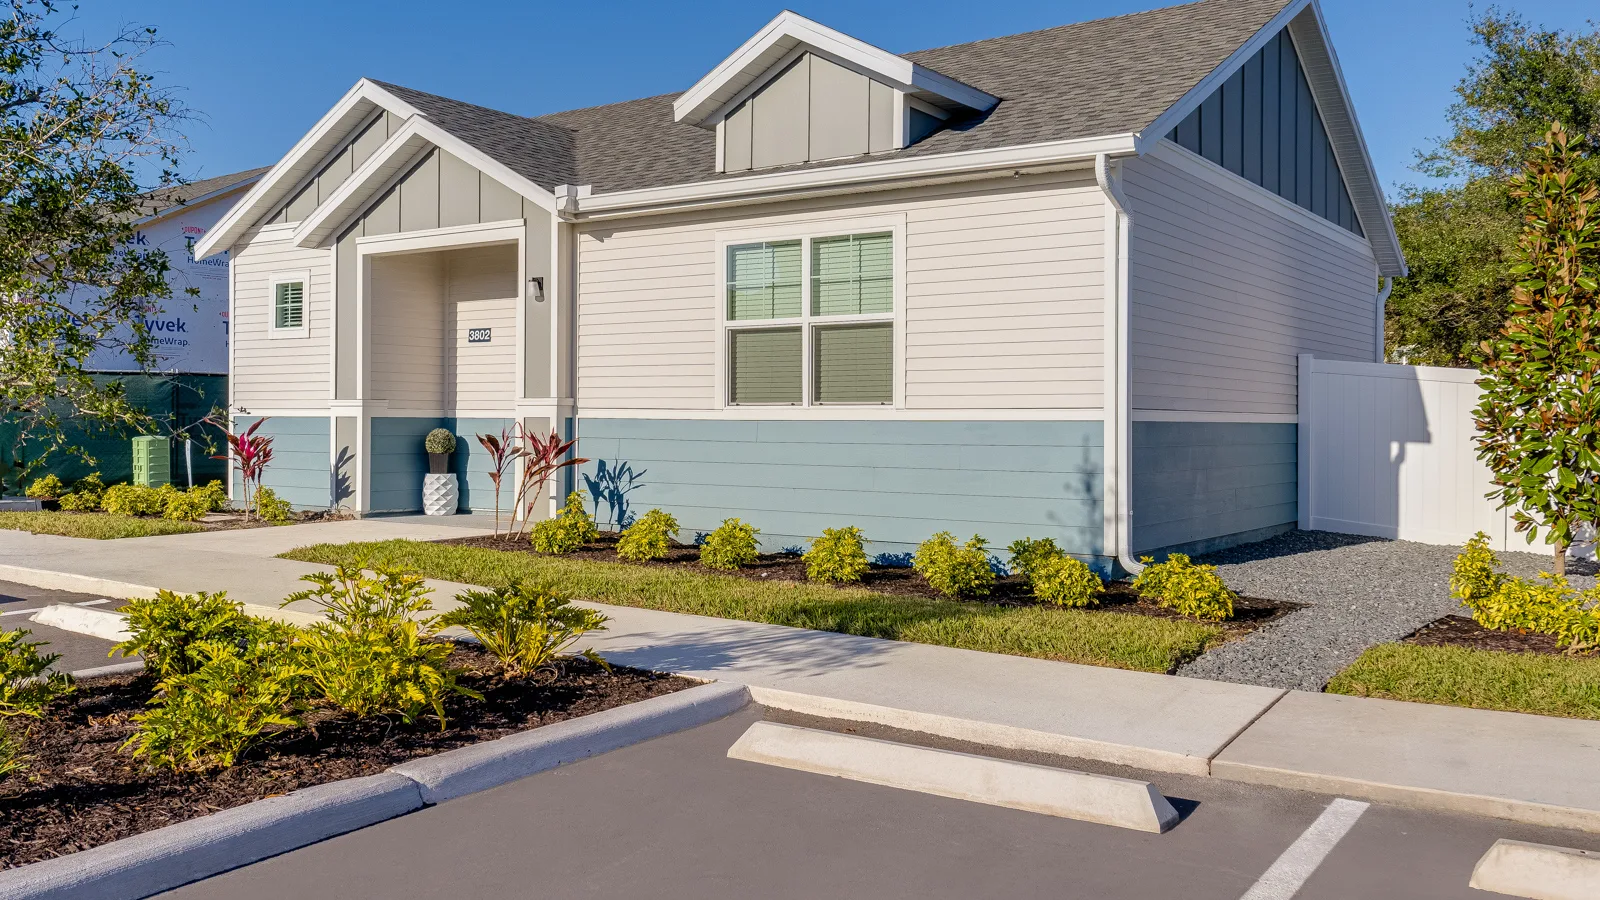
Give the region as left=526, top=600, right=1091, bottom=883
left=28, top=605, right=130, bottom=642
left=391, top=681, right=751, bottom=804
left=0, top=773, right=424, bottom=900
left=728, top=721, right=1180, bottom=833
left=748, top=685, right=1217, bottom=776
left=68, top=660, right=145, bottom=680
left=0, top=565, right=158, bottom=600
left=1469, top=839, right=1600, bottom=900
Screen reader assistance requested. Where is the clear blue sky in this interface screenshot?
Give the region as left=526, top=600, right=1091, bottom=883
left=68, top=0, right=1594, bottom=195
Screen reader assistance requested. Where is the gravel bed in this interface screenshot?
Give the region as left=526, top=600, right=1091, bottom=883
left=1175, top=531, right=1597, bottom=692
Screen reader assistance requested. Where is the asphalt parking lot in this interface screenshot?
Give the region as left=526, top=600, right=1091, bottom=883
left=0, top=580, right=132, bottom=673
left=161, top=707, right=1600, bottom=900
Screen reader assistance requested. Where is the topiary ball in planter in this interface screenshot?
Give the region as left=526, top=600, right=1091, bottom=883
left=424, top=428, right=457, bottom=475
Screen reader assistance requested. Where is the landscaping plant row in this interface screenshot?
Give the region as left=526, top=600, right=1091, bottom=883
left=24, top=472, right=292, bottom=524
left=520, top=490, right=1238, bottom=622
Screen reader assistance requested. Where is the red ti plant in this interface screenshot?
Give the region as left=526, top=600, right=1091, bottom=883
left=508, top=427, right=588, bottom=541
left=205, top=416, right=274, bottom=520
left=476, top=426, right=525, bottom=538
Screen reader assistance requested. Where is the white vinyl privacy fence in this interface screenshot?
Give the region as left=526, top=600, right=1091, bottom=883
left=1296, top=354, right=1594, bottom=558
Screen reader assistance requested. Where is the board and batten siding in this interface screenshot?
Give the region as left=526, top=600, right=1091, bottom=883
left=1122, top=147, right=1378, bottom=416
left=230, top=234, right=332, bottom=408
left=576, top=172, right=1106, bottom=411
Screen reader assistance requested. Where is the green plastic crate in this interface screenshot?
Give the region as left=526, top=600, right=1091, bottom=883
left=131, top=435, right=171, bottom=488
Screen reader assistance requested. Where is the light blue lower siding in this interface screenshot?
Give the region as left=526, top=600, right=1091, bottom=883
left=369, top=417, right=436, bottom=513
left=1131, top=421, right=1297, bottom=556
left=575, top=419, right=1105, bottom=560
left=233, top=416, right=330, bottom=510
left=451, top=417, right=515, bottom=515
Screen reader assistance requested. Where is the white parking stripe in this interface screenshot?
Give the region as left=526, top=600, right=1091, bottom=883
left=0, top=607, right=45, bottom=617
left=1239, top=798, right=1369, bottom=900
left=74, top=599, right=111, bottom=606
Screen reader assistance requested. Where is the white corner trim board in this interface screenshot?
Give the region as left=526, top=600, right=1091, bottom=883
left=1470, top=839, right=1600, bottom=900
left=726, top=721, right=1181, bottom=833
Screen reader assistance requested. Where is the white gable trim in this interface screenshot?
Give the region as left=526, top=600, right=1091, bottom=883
left=194, top=79, right=419, bottom=260
left=290, top=114, right=556, bottom=249
left=1131, top=0, right=1404, bottom=277
left=673, top=10, right=996, bottom=127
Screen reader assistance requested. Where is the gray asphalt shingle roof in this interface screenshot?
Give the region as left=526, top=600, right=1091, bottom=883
left=378, top=0, right=1293, bottom=194
left=141, top=166, right=269, bottom=217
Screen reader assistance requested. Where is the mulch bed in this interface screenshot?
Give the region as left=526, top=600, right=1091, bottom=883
left=437, top=532, right=1301, bottom=639
left=1402, top=614, right=1596, bottom=657
left=0, top=645, right=691, bottom=869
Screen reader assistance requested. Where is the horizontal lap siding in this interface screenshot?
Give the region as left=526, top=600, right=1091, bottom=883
left=1123, top=152, right=1377, bottom=416
left=1132, top=421, right=1297, bottom=555
left=369, top=416, right=437, bottom=513
left=232, top=416, right=330, bottom=509
left=576, top=174, right=1105, bottom=411
left=370, top=253, right=445, bottom=413
left=449, top=417, right=515, bottom=514
left=577, top=418, right=1105, bottom=557
left=231, top=238, right=332, bottom=407
left=447, top=246, right=518, bottom=413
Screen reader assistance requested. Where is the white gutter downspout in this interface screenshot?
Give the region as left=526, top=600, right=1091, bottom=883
left=1094, top=153, right=1143, bottom=577
left=1373, top=276, right=1393, bottom=362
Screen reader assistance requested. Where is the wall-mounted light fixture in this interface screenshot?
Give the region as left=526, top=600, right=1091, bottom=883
left=530, top=276, right=545, bottom=302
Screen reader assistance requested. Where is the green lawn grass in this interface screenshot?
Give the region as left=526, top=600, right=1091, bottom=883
left=281, top=539, right=1225, bottom=674
left=0, top=510, right=204, bottom=539
left=1327, top=643, right=1600, bottom=720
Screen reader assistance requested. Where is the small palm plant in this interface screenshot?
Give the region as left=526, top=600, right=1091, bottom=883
left=440, top=582, right=610, bottom=681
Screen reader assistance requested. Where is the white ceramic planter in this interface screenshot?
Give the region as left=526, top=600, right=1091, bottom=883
left=422, top=473, right=458, bottom=516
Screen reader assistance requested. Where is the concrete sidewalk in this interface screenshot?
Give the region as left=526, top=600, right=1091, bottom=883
left=3, top=520, right=1598, bottom=831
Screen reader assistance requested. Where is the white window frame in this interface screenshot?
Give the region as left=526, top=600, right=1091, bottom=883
left=714, top=215, right=906, bottom=410
left=268, top=270, right=311, bottom=339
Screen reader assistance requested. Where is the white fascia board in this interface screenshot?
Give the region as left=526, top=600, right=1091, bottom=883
left=673, top=10, right=995, bottom=127
left=134, top=175, right=264, bottom=227
left=291, top=116, right=558, bottom=249
left=574, top=133, right=1137, bottom=219
left=194, top=79, right=419, bottom=260
left=1135, top=0, right=1311, bottom=148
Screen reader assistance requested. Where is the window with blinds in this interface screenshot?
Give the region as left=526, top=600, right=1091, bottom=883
left=273, top=280, right=304, bottom=330
left=724, top=230, right=895, bottom=407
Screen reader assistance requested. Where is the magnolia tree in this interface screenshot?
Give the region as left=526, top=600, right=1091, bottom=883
left=1473, top=124, right=1600, bottom=575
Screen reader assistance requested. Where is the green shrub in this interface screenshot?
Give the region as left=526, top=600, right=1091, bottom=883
left=0, top=722, right=23, bottom=780
left=116, top=590, right=264, bottom=679
left=287, top=562, right=477, bottom=726
left=1006, top=537, right=1061, bottom=581
left=253, top=486, right=294, bottom=524
left=1133, top=554, right=1236, bottom=621
left=1450, top=533, right=1600, bottom=651
left=58, top=472, right=106, bottom=510
left=530, top=492, right=597, bottom=554
left=424, top=428, right=457, bottom=454
left=1, top=628, right=73, bottom=718
left=124, top=640, right=302, bottom=772
left=440, top=582, right=610, bottom=678
left=190, top=480, right=229, bottom=512
left=101, top=483, right=165, bottom=516
left=913, top=532, right=996, bottom=598
left=701, top=518, right=760, bottom=571
left=804, top=526, right=870, bottom=583
left=24, top=474, right=62, bottom=499
left=1030, top=555, right=1104, bottom=607
left=162, top=489, right=213, bottom=521
left=616, top=508, right=678, bottom=562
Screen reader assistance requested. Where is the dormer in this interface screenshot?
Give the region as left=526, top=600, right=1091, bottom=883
left=673, top=11, right=997, bottom=173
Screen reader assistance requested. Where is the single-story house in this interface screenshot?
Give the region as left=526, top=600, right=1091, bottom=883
left=195, top=0, right=1406, bottom=573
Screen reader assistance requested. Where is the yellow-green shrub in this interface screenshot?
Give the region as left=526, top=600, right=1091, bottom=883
left=804, top=526, right=870, bottom=583
left=1133, top=554, right=1235, bottom=621
left=1030, top=554, right=1103, bottom=608
left=253, top=486, right=294, bottom=524
left=1, top=627, right=73, bottom=718
left=163, top=489, right=212, bottom=521
left=101, top=483, right=165, bottom=516
left=616, top=508, right=678, bottom=562
left=530, top=492, right=597, bottom=554
left=116, top=589, right=264, bottom=679
left=190, top=480, right=229, bottom=512
left=1452, top=534, right=1599, bottom=650
left=1006, top=537, right=1061, bottom=581
left=701, top=518, right=760, bottom=570
left=914, top=532, right=995, bottom=598
left=0, top=722, right=23, bottom=779
left=58, top=472, right=106, bottom=510
left=24, top=474, right=62, bottom=499
left=439, top=582, right=610, bottom=678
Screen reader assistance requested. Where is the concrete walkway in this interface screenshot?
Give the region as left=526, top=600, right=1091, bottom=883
left=2, top=519, right=1598, bottom=832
